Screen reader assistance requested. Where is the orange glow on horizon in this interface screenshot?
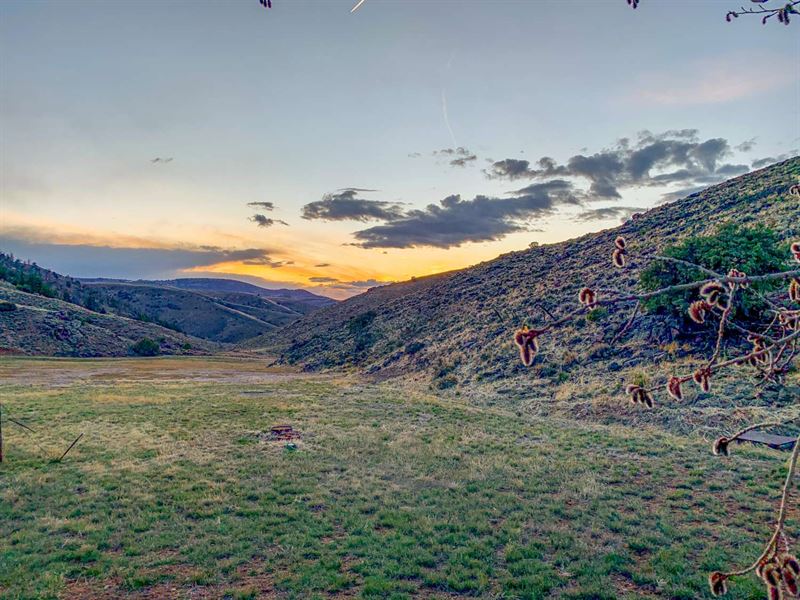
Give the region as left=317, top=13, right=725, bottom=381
left=1, top=213, right=614, bottom=299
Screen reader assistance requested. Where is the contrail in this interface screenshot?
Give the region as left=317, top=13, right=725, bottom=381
left=351, top=0, right=368, bottom=13
left=441, top=87, right=457, bottom=148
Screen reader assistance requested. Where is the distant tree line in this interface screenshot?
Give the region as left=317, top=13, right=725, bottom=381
left=0, top=256, right=57, bottom=298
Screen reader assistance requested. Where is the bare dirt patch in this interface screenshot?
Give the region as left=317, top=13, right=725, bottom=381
left=61, top=561, right=281, bottom=599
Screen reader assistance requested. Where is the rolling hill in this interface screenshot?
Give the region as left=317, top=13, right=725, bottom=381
left=0, top=282, right=216, bottom=357
left=0, top=257, right=336, bottom=346
left=146, top=278, right=336, bottom=311
left=245, top=158, right=800, bottom=389
left=75, top=282, right=293, bottom=344
left=83, top=277, right=336, bottom=313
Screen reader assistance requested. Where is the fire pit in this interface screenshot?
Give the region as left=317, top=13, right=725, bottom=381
left=269, top=425, right=299, bottom=440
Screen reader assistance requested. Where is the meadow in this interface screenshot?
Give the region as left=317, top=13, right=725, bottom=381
left=0, top=357, right=795, bottom=599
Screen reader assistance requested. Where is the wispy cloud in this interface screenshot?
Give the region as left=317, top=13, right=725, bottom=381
left=242, top=256, right=290, bottom=268
left=247, top=201, right=275, bottom=211
left=657, top=185, right=708, bottom=205
left=735, top=138, right=757, bottom=153
left=574, top=206, right=645, bottom=222
left=441, top=88, right=457, bottom=148
left=629, top=56, right=792, bottom=106
left=751, top=152, right=798, bottom=170
left=250, top=214, right=288, bottom=228
left=433, top=147, right=478, bottom=168
left=313, top=278, right=392, bottom=293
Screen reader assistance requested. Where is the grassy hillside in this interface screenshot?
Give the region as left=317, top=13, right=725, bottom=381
left=249, top=158, right=800, bottom=391
left=0, top=283, right=216, bottom=357
left=0, top=257, right=336, bottom=348
left=2, top=357, right=794, bottom=599
left=150, top=278, right=336, bottom=312
left=80, top=282, right=292, bottom=344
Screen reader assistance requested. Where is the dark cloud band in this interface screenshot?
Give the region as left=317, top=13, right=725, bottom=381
left=0, top=237, right=280, bottom=280
left=350, top=180, right=581, bottom=249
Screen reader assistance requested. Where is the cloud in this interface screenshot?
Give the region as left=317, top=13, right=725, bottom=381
left=484, top=158, right=533, bottom=180
left=350, top=180, right=582, bottom=249
left=735, top=138, right=757, bottom=153
left=314, top=263, right=331, bottom=267
left=449, top=154, right=478, bottom=168
left=0, top=237, right=281, bottom=280
left=247, top=201, right=275, bottom=211
left=250, top=214, right=288, bottom=227
left=433, top=146, right=478, bottom=168
left=485, top=130, right=746, bottom=199
left=574, top=206, right=646, bottom=222
left=301, top=188, right=405, bottom=222
left=306, top=276, right=393, bottom=296
left=751, top=152, right=798, bottom=170
left=242, top=256, right=290, bottom=268
left=332, top=279, right=389, bottom=289
left=657, top=185, right=708, bottom=205
left=408, top=152, right=422, bottom=158
left=710, top=163, right=749, bottom=177
left=628, top=56, right=793, bottom=106
left=316, top=278, right=392, bottom=292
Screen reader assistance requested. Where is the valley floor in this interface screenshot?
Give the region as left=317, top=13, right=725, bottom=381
left=0, top=357, right=795, bottom=599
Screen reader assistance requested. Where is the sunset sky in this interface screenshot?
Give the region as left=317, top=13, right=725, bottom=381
left=1, top=0, right=798, bottom=299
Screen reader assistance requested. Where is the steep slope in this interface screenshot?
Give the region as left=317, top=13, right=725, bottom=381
left=0, top=283, right=215, bottom=357
left=247, top=158, right=800, bottom=385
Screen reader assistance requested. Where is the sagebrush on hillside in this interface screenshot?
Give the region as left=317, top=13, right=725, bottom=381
left=509, top=186, right=800, bottom=598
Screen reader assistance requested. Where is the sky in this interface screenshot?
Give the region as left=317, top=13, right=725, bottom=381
left=1, top=0, right=798, bottom=299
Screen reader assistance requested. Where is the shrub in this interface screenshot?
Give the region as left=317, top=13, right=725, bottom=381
left=507, top=192, right=800, bottom=598
left=586, top=306, right=608, bottom=322
left=11, top=271, right=56, bottom=297
left=0, top=301, right=17, bottom=312
left=130, top=338, right=160, bottom=356
left=404, top=341, right=424, bottom=355
left=348, top=310, right=377, bottom=355
left=639, top=224, right=788, bottom=326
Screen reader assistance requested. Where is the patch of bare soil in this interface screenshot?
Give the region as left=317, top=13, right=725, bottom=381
left=61, top=562, right=280, bottom=600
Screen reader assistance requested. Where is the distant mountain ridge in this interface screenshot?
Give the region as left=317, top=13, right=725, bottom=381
left=0, top=258, right=336, bottom=350
left=81, top=277, right=335, bottom=307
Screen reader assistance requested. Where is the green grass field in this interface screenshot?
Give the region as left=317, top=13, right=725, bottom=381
left=0, top=357, right=795, bottom=599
